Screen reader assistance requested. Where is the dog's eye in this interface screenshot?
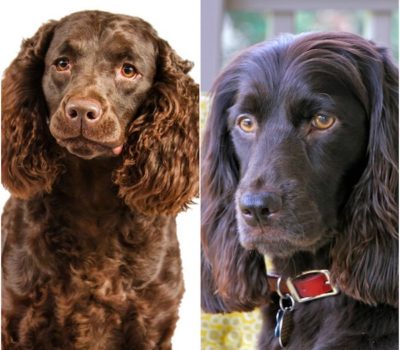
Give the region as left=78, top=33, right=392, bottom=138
left=311, top=114, right=336, bottom=130
left=237, top=115, right=257, bottom=133
left=54, top=58, right=71, bottom=72
left=121, top=63, right=138, bottom=78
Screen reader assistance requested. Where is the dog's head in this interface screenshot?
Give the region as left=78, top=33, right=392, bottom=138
left=2, top=11, right=198, bottom=215
left=202, top=32, right=398, bottom=311
left=43, top=12, right=160, bottom=160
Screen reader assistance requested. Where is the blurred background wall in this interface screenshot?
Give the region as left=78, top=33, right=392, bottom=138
left=201, top=0, right=399, bottom=92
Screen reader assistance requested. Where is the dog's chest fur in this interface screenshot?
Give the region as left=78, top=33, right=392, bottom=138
left=2, top=189, right=183, bottom=349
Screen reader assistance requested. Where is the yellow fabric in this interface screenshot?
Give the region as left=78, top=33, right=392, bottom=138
left=201, top=256, right=273, bottom=349
left=201, top=310, right=262, bottom=350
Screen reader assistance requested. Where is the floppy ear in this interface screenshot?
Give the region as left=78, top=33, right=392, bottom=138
left=331, top=44, right=398, bottom=307
left=114, top=38, right=199, bottom=216
left=2, top=21, right=63, bottom=199
left=201, top=70, right=267, bottom=313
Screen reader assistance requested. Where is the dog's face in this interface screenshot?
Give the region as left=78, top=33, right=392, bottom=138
left=226, top=37, right=369, bottom=257
left=43, top=12, right=157, bottom=159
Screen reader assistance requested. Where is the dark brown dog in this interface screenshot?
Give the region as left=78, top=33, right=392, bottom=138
left=2, top=11, right=198, bottom=349
left=202, top=32, right=398, bottom=349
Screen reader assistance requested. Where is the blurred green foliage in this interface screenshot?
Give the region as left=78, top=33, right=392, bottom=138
left=295, top=11, right=366, bottom=34
left=229, top=12, right=268, bottom=43
left=223, top=11, right=268, bottom=64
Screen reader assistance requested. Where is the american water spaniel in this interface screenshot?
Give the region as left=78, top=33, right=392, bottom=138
left=201, top=32, right=398, bottom=349
left=2, top=10, right=198, bottom=349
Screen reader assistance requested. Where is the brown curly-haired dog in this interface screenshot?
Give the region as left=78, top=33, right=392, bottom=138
left=2, top=11, right=198, bottom=349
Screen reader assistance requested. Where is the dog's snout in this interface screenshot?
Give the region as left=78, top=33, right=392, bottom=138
left=239, top=192, right=282, bottom=225
left=65, top=98, right=102, bottom=122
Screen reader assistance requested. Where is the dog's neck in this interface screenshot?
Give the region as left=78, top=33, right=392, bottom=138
left=53, top=153, right=125, bottom=214
left=271, top=244, right=331, bottom=278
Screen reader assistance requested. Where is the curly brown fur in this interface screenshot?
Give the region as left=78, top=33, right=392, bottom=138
left=201, top=32, right=398, bottom=349
left=2, top=10, right=198, bottom=349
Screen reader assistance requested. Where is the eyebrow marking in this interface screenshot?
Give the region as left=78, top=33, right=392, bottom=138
left=56, top=40, right=85, bottom=57
left=103, top=35, right=150, bottom=70
left=106, top=46, right=136, bottom=61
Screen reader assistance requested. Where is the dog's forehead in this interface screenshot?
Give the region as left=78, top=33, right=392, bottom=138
left=49, top=12, right=157, bottom=56
left=234, top=36, right=367, bottom=110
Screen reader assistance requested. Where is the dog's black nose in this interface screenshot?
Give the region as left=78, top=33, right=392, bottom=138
left=239, top=192, right=282, bottom=225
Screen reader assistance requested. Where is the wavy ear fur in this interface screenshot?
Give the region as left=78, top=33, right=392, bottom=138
left=2, top=21, right=64, bottom=198
left=331, top=42, right=398, bottom=307
left=114, top=38, right=199, bottom=216
left=201, top=68, right=267, bottom=313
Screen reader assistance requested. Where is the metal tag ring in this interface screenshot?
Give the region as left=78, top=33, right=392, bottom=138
left=279, top=293, right=295, bottom=311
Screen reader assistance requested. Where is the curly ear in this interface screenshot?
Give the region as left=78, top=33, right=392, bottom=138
left=331, top=44, right=398, bottom=307
left=201, top=70, right=267, bottom=313
left=2, top=21, right=63, bottom=199
left=114, top=39, right=198, bottom=215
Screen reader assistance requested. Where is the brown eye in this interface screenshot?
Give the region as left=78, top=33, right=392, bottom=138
left=121, top=63, right=137, bottom=78
left=311, top=114, right=336, bottom=130
left=55, top=58, right=70, bottom=71
left=237, top=115, right=257, bottom=133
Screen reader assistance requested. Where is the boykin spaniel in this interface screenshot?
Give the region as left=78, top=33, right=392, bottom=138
left=201, top=32, right=398, bottom=349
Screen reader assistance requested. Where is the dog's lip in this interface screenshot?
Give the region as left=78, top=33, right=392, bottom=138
left=239, top=232, right=311, bottom=257
left=57, top=137, right=122, bottom=151
left=56, top=137, right=124, bottom=157
left=239, top=229, right=289, bottom=245
left=239, top=225, right=331, bottom=256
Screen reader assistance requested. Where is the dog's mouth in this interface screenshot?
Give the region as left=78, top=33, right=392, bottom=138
left=237, top=217, right=330, bottom=258
left=239, top=232, right=301, bottom=257
left=56, top=137, right=123, bottom=159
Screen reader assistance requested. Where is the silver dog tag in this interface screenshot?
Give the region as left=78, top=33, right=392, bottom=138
left=275, top=308, right=294, bottom=348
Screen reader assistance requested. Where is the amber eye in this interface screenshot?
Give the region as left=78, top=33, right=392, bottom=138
left=55, top=58, right=70, bottom=71
left=311, top=114, right=336, bottom=130
left=237, top=115, right=257, bottom=133
left=121, top=63, right=137, bottom=78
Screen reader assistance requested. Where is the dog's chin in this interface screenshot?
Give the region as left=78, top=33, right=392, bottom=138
left=56, top=138, right=123, bottom=160
left=238, top=224, right=330, bottom=258
left=239, top=234, right=298, bottom=258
